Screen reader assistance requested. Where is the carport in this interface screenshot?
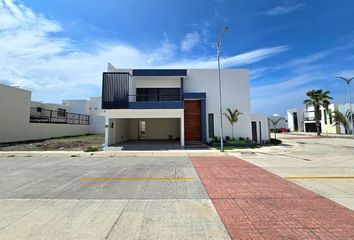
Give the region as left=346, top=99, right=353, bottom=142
left=104, top=109, right=185, bottom=148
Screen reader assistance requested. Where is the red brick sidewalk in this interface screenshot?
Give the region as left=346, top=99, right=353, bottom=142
left=191, top=156, right=354, bottom=240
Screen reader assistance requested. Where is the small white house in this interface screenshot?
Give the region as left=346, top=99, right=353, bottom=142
left=102, top=64, right=269, bottom=147
left=287, top=103, right=354, bottom=134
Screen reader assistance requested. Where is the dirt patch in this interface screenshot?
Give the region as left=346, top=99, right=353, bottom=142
left=0, top=134, right=104, bottom=151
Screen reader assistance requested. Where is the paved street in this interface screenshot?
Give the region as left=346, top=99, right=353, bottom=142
left=0, top=156, right=229, bottom=240
left=0, top=135, right=354, bottom=239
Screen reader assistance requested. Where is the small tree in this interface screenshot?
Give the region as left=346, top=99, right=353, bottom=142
left=268, top=117, right=284, bottom=140
left=304, top=90, right=332, bottom=136
left=223, top=108, right=243, bottom=140
left=332, top=110, right=351, bottom=134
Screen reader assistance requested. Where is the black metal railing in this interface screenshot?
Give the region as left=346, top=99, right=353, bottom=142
left=128, top=94, right=181, bottom=102
left=30, top=107, right=89, bottom=125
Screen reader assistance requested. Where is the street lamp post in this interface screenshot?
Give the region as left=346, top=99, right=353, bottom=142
left=217, top=26, right=229, bottom=152
left=336, top=76, right=354, bottom=137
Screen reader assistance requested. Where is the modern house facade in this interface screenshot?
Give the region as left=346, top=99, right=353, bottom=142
left=287, top=103, right=354, bottom=134
left=102, top=64, right=269, bottom=147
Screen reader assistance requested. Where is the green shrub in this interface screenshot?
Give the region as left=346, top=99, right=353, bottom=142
left=239, top=137, right=245, bottom=141
left=70, top=154, right=79, bottom=157
left=225, top=136, right=230, bottom=141
left=83, top=146, right=100, bottom=152
left=270, top=138, right=282, bottom=145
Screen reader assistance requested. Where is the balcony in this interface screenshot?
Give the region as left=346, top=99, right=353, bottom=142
left=30, top=107, right=89, bottom=125
left=127, top=94, right=184, bottom=109
left=102, top=71, right=186, bottom=110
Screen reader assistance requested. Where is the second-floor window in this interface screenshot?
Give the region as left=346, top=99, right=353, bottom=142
left=136, top=88, right=180, bottom=102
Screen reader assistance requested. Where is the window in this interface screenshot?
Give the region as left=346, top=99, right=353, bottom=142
left=136, top=88, right=180, bottom=101
left=57, top=108, right=66, bottom=117
left=328, top=109, right=333, bottom=124
left=208, top=113, right=214, bottom=138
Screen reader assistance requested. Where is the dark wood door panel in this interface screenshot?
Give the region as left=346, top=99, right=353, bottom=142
left=184, top=100, right=201, bottom=142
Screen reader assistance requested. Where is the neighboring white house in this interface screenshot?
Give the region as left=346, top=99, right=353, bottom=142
left=102, top=64, right=270, bottom=147
left=63, top=97, right=105, bottom=134
left=0, top=83, right=103, bottom=143
left=287, top=103, right=354, bottom=134
left=287, top=108, right=304, bottom=132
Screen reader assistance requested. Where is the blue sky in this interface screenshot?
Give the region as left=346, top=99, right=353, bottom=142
left=1, top=0, right=354, bottom=115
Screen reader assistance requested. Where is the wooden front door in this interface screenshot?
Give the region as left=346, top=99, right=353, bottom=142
left=184, top=100, right=201, bottom=143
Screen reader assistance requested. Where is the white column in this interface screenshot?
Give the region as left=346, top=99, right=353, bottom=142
left=104, top=117, right=110, bottom=147
left=180, top=115, right=185, bottom=147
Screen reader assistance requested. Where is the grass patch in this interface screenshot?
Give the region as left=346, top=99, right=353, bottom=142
left=7, top=154, right=15, bottom=157
left=83, top=146, right=101, bottom=152
left=70, top=154, right=79, bottom=157
left=210, top=139, right=257, bottom=149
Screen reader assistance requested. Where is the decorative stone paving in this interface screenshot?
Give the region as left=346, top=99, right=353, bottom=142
left=191, top=156, right=354, bottom=240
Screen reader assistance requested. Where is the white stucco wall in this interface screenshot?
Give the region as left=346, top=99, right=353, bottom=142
left=0, top=84, right=31, bottom=143
left=185, top=69, right=252, bottom=140
left=62, top=100, right=90, bottom=114
left=88, top=97, right=105, bottom=134
left=251, top=114, right=270, bottom=143
left=129, top=118, right=180, bottom=140
left=287, top=109, right=304, bottom=132
left=114, top=119, right=130, bottom=143
left=135, top=78, right=180, bottom=88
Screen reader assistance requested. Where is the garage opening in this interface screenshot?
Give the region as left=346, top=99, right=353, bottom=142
left=108, top=118, right=182, bottom=150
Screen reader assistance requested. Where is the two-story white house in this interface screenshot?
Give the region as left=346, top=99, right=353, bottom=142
left=102, top=64, right=268, bottom=147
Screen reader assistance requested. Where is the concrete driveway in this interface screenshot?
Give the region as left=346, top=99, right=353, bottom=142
left=0, top=156, right=229, bottom=240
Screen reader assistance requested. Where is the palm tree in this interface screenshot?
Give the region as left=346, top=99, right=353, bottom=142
left=223, top=108, right=243, bottom=140
left=332, top=110, right=351, bottom=134
left=304, top=89, right=333, bottom=136
left=268, top=117, right=284, bottom=140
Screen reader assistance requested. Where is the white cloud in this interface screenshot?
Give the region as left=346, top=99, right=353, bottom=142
left=266, top=3, right=305, bottom=16
left=0, top=0, right=288, bottom=103
left=180, top=31, right=200, bottom=52
left=161, top=46, right=289, bottom=68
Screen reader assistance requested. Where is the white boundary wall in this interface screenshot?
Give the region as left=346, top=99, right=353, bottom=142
left=0, top=84, right=89, bottom=143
